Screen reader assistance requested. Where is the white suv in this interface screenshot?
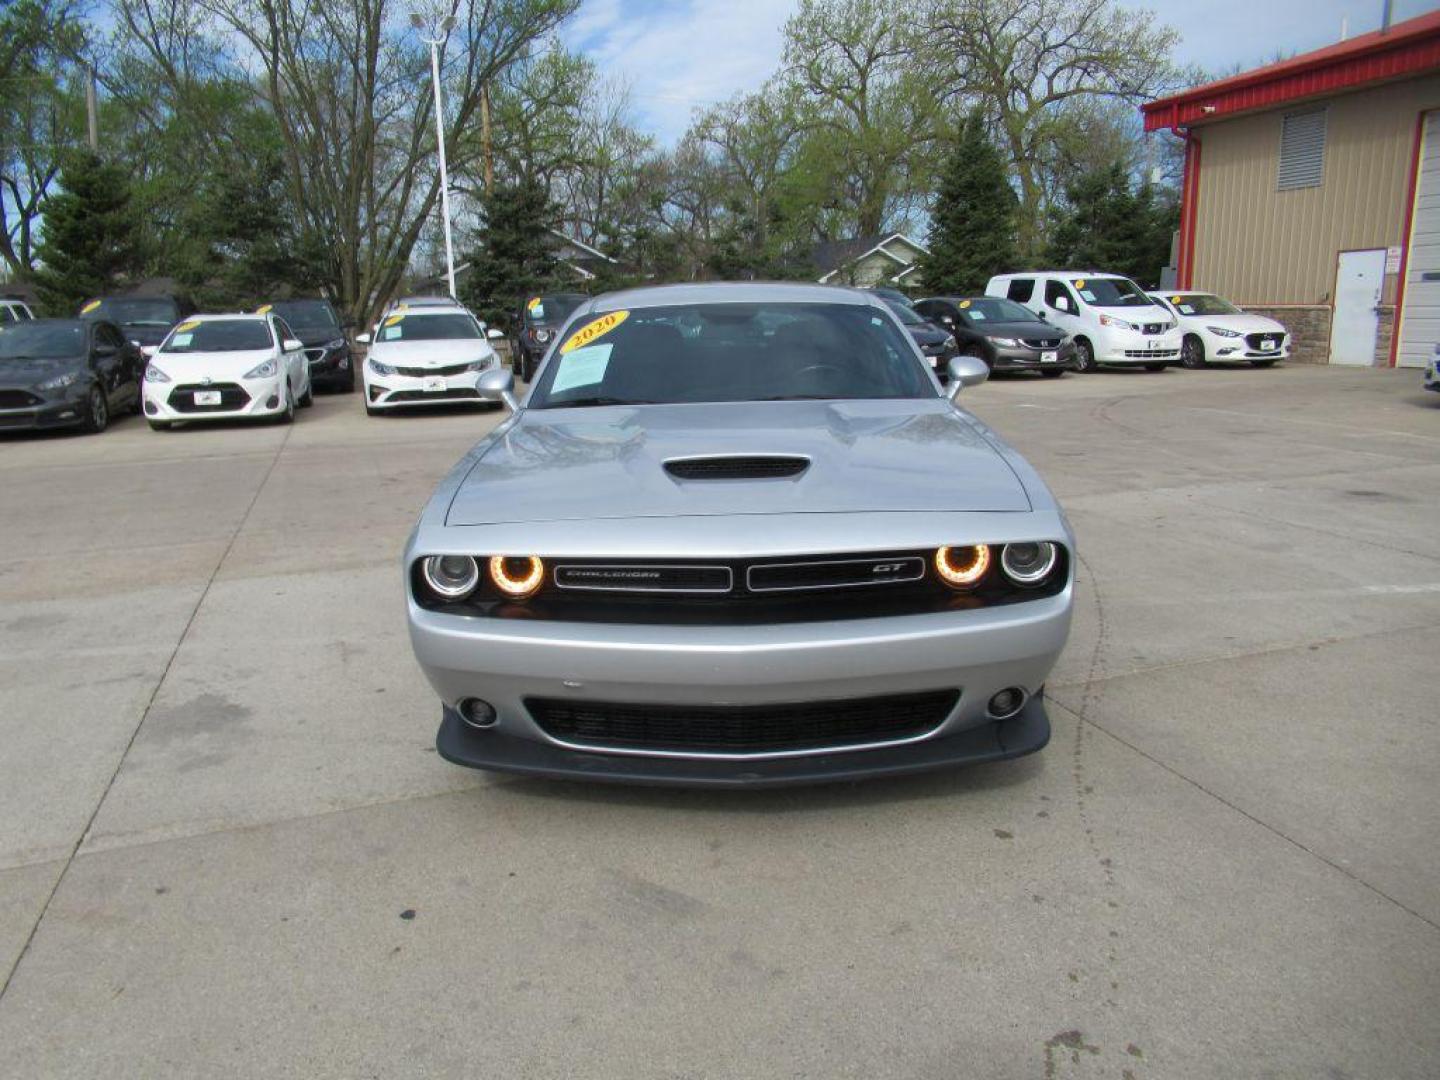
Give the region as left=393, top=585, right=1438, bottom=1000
left=357, top=301, right=503, bottom=415
left=1, top=298, right=36, bottom=326
left=985, top=272, right=1181, bottom=372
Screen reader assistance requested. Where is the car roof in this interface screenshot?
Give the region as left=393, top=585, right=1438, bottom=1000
left=580, top=281, right=888, bottom=313
left=186, top=313, right=270, bottom=322
left=395, top=295, right=459, bottom=307
left=993, top=270, right=1127, bottom=279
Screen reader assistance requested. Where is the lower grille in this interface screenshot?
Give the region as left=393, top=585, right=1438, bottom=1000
left=0, top=389, right=41, bottom=409
left=385, top=387, right=481, bottom=402
left=394, top=362, right=475, bottom=377
left=1123, top=349, right=1178, bottom=358
left=1245, top=332, right=1283, bottom=350
left=169, top=383, right=250, bottom=412
left=526, top=689, right=959, bottom=755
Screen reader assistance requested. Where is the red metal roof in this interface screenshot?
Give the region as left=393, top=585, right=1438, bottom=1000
left=1143, top=9, right=1440, bottom=132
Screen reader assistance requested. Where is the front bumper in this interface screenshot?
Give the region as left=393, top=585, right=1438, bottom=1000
left=142, top=375, right=287, bottom=423
left=0, top=391, right=87, bottom=432
left=306, top=346, right=353, bottom=384
left=410, top=588, right=1071, bottom=785
left=992, top=341, right=1077, bottom=372
left=365, top=367, right=489, bottom=408
left=1204, top=330, right=1289, bottom=362
left=1094, top=329, right=1181, bottom=366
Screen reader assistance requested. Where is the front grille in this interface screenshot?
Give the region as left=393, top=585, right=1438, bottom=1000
left=0, top=389, right=40, bottom=409
left=393, top=362, right=474, bottom=378
left=664, top=456, right=809, bottom=480
left=1245, top=332, right=1284, bottom=350
left=169, top=383, right=250, bottom=413
left=1021, top=338, right=1062, bottom=349
left=1123, top=349, right=1178, bottom=358
left=747, top=556, right=925, bottom=592
left=555, top=564, right=732, bottom=593
left=527, top=689, right=959, bottom=755
left=384, top=387, right=481, bottom=402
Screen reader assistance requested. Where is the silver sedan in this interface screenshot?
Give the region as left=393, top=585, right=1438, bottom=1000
left=405, top=283, right=1075, bottom=786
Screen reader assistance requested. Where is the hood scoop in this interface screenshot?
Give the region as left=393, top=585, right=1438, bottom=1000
left=664, top=455, right=810, bottom=481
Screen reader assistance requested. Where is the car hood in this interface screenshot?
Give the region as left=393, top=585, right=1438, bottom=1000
left=446, top=399, right=1031, bottom=526
left=906, top=324, right=948, bottom=345
left=370, top=339, right=495, bottom=366
left=0, top=357, right=84, bottom=388
left=149, top=349, right=277, bottom=380
left=291, top=326, right=345, bottom=346
left=121, top=324, right=173, bottom=346
left=1192, top=312, right=1284, bottom=334
left=976, top=320, right=1063, bottom=340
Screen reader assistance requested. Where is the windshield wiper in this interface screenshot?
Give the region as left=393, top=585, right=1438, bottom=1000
left=547, top=396, right=659, bottom=408
left=754, top=394, right=840, bottom=401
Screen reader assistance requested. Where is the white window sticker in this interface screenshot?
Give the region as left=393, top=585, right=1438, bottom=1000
left=379, top=324, right=404, bottom=341
left=170, top=332, right=193, bottom=348
left=1177, top=304, right=1196, bottom=315
left=969, top=311, right=987, bottom=321
left=550, top=343, right=613, bottom=393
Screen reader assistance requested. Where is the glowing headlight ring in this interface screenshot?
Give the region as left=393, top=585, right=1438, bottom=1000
left=934, top=544, right=991, bottom=588
left=489, top=555, right=545, bottom=598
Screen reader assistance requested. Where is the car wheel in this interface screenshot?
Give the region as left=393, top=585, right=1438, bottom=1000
left=1145, top=363, right=1168, bottom=372
left=1041, top=369, right=1065, bottom=378
left=276, top=384, right=295, bottom=424
left=1074, top=338, right=1097, bottom=372
left=82, top=387, right=109, bottom=434
left=1250, top=359, right=1277, bottom=368
left=1180, top=334, right=1207, bottom=369
left=300, top=382, right=314, bottom=407
left=148, top=420, right=173, bottom=431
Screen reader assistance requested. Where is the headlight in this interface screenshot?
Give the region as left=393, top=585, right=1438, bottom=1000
left=145, top=366, right=171, bottom=383
left=324, top=337, right=347, bottom=351
left=1206, top=326, right=1241, bottom=338
left=1098, top=314, right=1137, bottom=331
left=1000, top=542, right=1059, bottom=586
left=934, top=545, right=991, bottom=588
left=991, top=337, right=1020, bottom=347
left=942, top=334, right=957, bottom=350
left=489, top=555, right=544, bottom=598
left=369, top=358, right=395, bottom=376
left=534, top=328, right=553, bottom=344
left=244, top=358, right=278, bottom=379
left=422, top=555, right=480, bottom=599
left=37, top=371, right=79, bottom=391
left=463, top=356, right=495, bottom=372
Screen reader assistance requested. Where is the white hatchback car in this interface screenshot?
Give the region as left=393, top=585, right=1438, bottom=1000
left=985, top=271, right=1181, bottom=372
left=358, top=302, right=503, bottom=415
left=1146, top=291, right=1289, bottom=368
left=142, top=313, right=312, bottom=430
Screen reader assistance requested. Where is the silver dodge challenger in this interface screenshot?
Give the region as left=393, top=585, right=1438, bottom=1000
left=405, top=283, right=1074, bottom=786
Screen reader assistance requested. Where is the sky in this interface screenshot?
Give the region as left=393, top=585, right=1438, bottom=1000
left=562, top=0, right=1440, bottom=145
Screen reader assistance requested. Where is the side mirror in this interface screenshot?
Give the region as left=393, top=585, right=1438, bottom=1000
left=945, top=355, right=989, bottom=400
left=486, top=327, right=505, bottom=340
left=477, top=367, right=517, bottom=411
left=355, top=332, right=371, bottom=345
left=283, top=338, right=303, bottom=352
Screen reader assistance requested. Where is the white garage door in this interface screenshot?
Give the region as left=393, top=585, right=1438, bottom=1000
left=1398, top=111, right=1440, bottom=368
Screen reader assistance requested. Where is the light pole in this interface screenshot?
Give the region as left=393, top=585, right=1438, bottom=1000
left=410, top=12, right=458, bottom=299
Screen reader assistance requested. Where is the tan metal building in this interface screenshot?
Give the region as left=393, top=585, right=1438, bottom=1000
left=1143, top=11, right=1440, bottom=366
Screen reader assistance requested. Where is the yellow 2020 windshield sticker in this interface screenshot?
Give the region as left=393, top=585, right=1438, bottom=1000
left=173, top=319, right=201, bottom=333
left=383, top=312, right=405, bottom=327
left=526, top=297, right=542, bottom=311
left=81, top=300, right=101, bottom=314
left=561, top=310, right=629, bottom=354
left=256, top=304, right=273, bottom=314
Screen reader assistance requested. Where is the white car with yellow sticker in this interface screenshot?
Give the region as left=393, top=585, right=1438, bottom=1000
left=357, top=302, right=504, bottom=415
left=141, top=313, right=312, bottom=430
left=1146, top=291, right=1289, bottom=369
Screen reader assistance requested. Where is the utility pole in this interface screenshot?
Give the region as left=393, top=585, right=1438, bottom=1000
left=481, top=84, right=493, bottom=197
left=86, top=66, right=98, bottom=151
left=410, top=13, right=458, bottom=300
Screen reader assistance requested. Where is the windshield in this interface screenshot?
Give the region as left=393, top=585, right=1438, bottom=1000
left=84, top=298, right=179, bottom=326
left=1168, top=293, right=1240, bottom=316
left=524, top=294, right=586, bottom=326
left=1073, top=277, right=1151, bottom=308
left=268, top=301, right=340, bottom=332
left=956, top=298, right=1036, bottom=324
left=531, top=302, right=934, bottom=408
left=161, top=319, right=274, bottom=353
left=376, top=313, right=481, bottom=342
left=885, top=301, right=926, bottom=327
left=0, top=322, right=85, bottom=360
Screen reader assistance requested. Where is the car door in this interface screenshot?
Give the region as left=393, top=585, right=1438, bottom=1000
left=1041, top=279, right=1083, bottom=337
left=107, top=322, right=144, bottom=404
left=90, top=322, right=124, bottom=406
left=273, top=317, right=302, bottom=391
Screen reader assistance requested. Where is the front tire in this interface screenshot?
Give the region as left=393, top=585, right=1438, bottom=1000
left=1180, top=334, right=1207, bottom=369
left=275, top=383, right=295, bottom=425
left=82, top=387, right=109, bottom=434
left=1074, top=338, right=1097, bottom=373
left=300, top=381, right=314, bottom=407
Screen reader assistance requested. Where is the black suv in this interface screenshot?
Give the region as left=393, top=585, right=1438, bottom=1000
left=78, top=294, right=195, bottom=359
left=513, top=293, right=587, bottom=382
left=261, top=299, right=354, bottom=392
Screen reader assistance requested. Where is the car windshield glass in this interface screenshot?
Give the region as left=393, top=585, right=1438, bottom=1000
left=162, top=320, right=273, bottom=353
left=524, top=294, right=585, bottom=326
left=1170, top=294, right=1240, bottom=316
left=87, top=299, right=178, bottom=326
left=376, top=313, right=480, bottom=342
left=269, top=301, right=339, bottom=331
left=1073, top=277, right=1150, bottom=307
left=885, top=301, right=925, bottom=326
left=957, top=298, right=1035, bottom=323
left=532, top=302, right=934, bottom=408
left=0, top=322, right=84, bottom=359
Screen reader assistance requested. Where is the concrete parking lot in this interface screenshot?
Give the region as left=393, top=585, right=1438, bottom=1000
left=1, top=365, right=1438, bottom=1078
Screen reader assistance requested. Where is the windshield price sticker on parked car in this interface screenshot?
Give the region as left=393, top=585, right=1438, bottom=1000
left=551, top=344, right=613, bottom=393
left=560, top=310, right=629, bottom=355
left=174, top=320, right=201, bottom=334
left=255, top=304, right=273, bottom=314
left=80, top=299, right=102, bottom=314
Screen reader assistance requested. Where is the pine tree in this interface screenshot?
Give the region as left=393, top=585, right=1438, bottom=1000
left=31, top=150, right=142, bottom=315
left=1046, top=164, right=1179, bottom=286
left=918, top=112, right=1018, bottom=294
left=459, top=179, right=561, bottom=330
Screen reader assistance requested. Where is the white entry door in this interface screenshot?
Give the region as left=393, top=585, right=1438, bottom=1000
left=1329, top=248, right=1385, bottom=365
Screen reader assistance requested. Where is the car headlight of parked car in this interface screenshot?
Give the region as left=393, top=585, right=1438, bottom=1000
left=369, top=358, right=396, bottom=376
left=1098, top=314, right=1138, bottom=331
left=991, top=337, right=1021, bottom=348
left=533, top=329, right=554, bottom=344
left=1206, top=326, right=1241, bottom=338
left=463, top=357, right=496, bottom=372
left=145, top=365, right=171, bottom=383
left=244, top=358, right=278, bottom=379
left=324, top=337, right=347, bottom=352
left=942, top=334, right=957, bottom=351
left=1000, top=542, right=1059, bottom=586
left=37, top=371, right=80, bottom=391
left=489, top=555, right=545, bottom=598
left=422, top=555, right=481, bottom=599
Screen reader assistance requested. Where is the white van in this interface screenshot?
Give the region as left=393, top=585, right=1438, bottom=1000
left=985, top=272, right=1181, bottom=372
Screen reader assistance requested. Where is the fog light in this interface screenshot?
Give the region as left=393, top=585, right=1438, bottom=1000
left=265, top=394, right=279, bottom=408
left=489, top=555, right=544, bottom=598
left=422, top=555, right=480, bottom=599
left=457, top=698, right=497, bottom=729
left=935, top=544, right=990, bottom=588
left=988, top=687, right=1026, bottom=720
left=1000, top=542, right=1058, bottom=586
left=144, top=400, right=157, bottom=415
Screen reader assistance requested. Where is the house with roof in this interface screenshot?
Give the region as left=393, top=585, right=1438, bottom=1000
left=810, top=233, right=929, bottom=289
left=1142, top=9, right=1440, bottom=367
left=416, top=228, right=618, bottom=293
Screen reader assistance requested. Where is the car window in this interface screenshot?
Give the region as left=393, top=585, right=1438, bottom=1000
left=531, top=302, right=934, bottom=408
left=957, top=298, right=1035, bottom=324
left=524, top=294, right=585, bottom=326
left=84, top=298, right=180, bottom=326
left=1072, top=277, right=1149, bottom=307
left=0, top=322, right=86, bottom=358
left=1044, top=281, right=1076, bottom=311
left=0, top=306, right=15, bottom=324
left=268, top=300, right=340, bottom=332
left=97, top=323, right=126, bottom=349
left=885, top=300, right=925, bottom=326
left=1168, top=294, right=1240, bottom=316
left=1005, top=279, right=1035, bottom=303
left=377, top=312, right=481, bottom=342
left=162, top=319, right=275, bottom=353
left=273, top=318, right=296, bottom=344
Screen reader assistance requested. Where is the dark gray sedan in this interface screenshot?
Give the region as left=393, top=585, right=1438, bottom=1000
left=0, top=319, right=143, bottom=433
left=916, top=296, right=1077, bottom=376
